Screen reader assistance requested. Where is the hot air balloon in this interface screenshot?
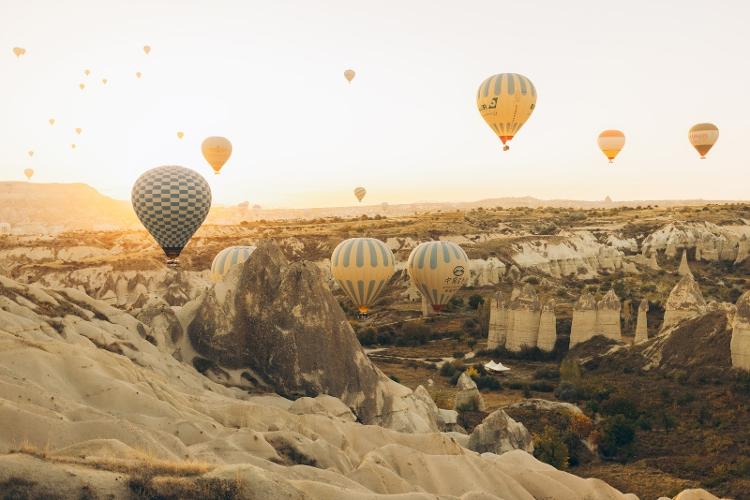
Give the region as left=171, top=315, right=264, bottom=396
left=12, top=47, right=26, bottom=58
left=177, top=131, right=184, bottom=140
left=27, top=150, right=33, bottom=158
left=354, top=187, right=366, bottom=203
left=201, top=136, right=232, bottom=174
left=143, top=45, right=151, bottom=55
left=344, top=69, right=355, bottom=83
left=136, top=71, right=142, bottom=79
left=71, top=144, right=77, bottom=149
left=331, top=238, right=395, bottom=315
left=381, top=202, right=389, bottom=212
left=597, top=130, right=625, bottom=163
left=101, top=78, right=107, bottom=85
left=211, top=245, right=256, bottom=281
left=131, top=165, right=211, bottom=266
left=24, top=168, right=33, bottom=180
left=84, top=69, right=90, bottom=76
left=48, top=118, right=55, bottom=126
left=689, top=123, right=719, bottom=159
left=79, top=83, right=85, bottom=90
left=477, top=73, right=537, bottom=151
left=75, top=128, right=82, bottom=135
left=407, top=241, right=470, bottom=313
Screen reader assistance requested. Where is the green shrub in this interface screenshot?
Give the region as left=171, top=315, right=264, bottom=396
left=452, top=351, right=465, bottom=359
left=357, top=328, right=377, bottom=346
left=475, top=376, right=501, bottom=391
left=533, top=367, right=561, bottom=380
left=529, top=381, right=555, bottom=392
left=560, top=358, right=582, bottom=383
left=439, top=362, right=457, bottom=377
left=598, top=415, right=636, bottom=460
left=388, top=374, right=400, bottom=383
left=534, top=426, right=569, bottom=469
left=600, top=396, right=639, bottom=420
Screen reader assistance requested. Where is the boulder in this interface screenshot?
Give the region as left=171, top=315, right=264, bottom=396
left=569, top=292, right=597, bottom=348
left=505, top=284, right=541, bottom=352
left=536, top=299, right=557, bottom=352
left=467, top=409, right=533, bottom=455
left=596, top=289, right=622, bottom=341
left=454, top=372, right=485, bottom=412
left=731, top=291, right=750, bottom=371
left=634, top=299, right=649, bottom=344
left=186, top=241, right=438, bottom=432
left=662, top=273, right=707, bottom=331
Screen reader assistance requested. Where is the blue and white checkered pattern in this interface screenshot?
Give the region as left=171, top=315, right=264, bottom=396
left=131, top=165, right=211, bottom=257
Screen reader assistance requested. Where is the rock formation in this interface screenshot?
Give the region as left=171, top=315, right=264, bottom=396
left=597, top=289, right=622, bottom=341
left=454, top=371, right=486, bottom=411
left=486, top=292, right=508, bottom=349
left=569, top=292, right=598, bottom=347
left=505, top=284, right=542, bottom=351
left=642, top=221, right=748, bottom=264
left=536, top=299, right=557, bottom=352
left=185, top=241, right=438, bottom=432
left=662, top=273, right=707, bottom=331
left=678, top=249, right=692, bottom=276
left=731, top=291, right=750, bottom=371
left=467, top=409, right=534, bottom=455
left=634, top=299, right=649, bottom=343
left=736, top=235, right=749, bottom=265
left=648, top=251, right=660, bottom=270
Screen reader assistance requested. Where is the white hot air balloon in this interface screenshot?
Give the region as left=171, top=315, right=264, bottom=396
left=407, top=241, right=469, bottom=313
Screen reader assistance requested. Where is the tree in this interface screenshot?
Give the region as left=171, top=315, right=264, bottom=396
left=534, top=426, right=569, bottom=469
left=598, top=415, right=636, bottom=460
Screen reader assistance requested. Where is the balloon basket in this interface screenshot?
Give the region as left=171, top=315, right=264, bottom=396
left=166, top=257, right=180, bottom=269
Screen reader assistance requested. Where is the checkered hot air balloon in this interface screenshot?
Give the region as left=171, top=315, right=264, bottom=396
left=407, top=241, right=470, bottom=313
left=131, top=166, right=211, bottom=265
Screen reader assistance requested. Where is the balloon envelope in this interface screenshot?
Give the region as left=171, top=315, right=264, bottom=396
left=354, top=186, right=366, bottom=202
left=331, top=238, right=395, bottom=314
left=344, top=69, right=355, bottom=83
left=79, top=83, right=85, bottom=90
left=23, top=168, right=33, bottom=180
left=689, top=123, right=719, bottom=159
left=143, top=45, right=151, bottom=55
left=407, top=241, right=469, bottom=312
left=211, top=245, right=256, bottom=281
left=75, top=128, right=82, bottom=135
left=136, top=72, right=142, bottom=79
left=131, top=166, right=212, bottom=261
left=27, top=150, right=33, bottom=158
left=477, top=73, right=537, bottom=151
left=201, top=136, right=232, bottom=174
left=177, top=131, right=184, bottom=139
left=597, top=130, right=625, bottom=162
left=48, top=118, right=55, bottom=126
left=12, top=47, right=25, bottom=58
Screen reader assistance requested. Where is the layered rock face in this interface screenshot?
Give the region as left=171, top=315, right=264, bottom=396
left=185, top=241, right=438, bottom=432
left=536, top=299, right=557, bottom=352
left=731, top=291, right=750, bottom=371
left=662, top=273, right=707, bottom=331
left=634, top=299, right=649, bottom=343
left=569, top=292, right=598, bottom=347
left=597, top=290, right=622, bottom=341
left=506, top=284, right=542, bottom=351
left=642, top=221, right=750, bottom=263
left=569, top=290, right=622, bottom=347
left=678, top=249, right=692, bottom=276
left=486, top=292, right=508, bottom=349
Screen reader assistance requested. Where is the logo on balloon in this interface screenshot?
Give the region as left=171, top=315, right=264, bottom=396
left=453, top=266, right=465, bottom=277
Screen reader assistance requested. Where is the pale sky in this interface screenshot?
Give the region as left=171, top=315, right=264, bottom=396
left=1, top=1, right=748, bottom=208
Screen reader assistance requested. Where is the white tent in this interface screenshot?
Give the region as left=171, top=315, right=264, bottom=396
left=484, top=360, right=511, bottom=373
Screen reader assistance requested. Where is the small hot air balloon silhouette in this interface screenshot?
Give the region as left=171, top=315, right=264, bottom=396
left=131, top=165, right=212, bottom=266
left=477, top=73, right=537, bottom=151
left=211, top=245, right=256, bottom=281
left=331, top=238, right=395, bottom=315
left=689, top=123, right=719, bottom=159
left=597, top=130, right=625, bottom=163
left=177, top=131, right=184, bottom=140
left=12, top=47, right=26, bottom=58
left=84, top=69, right=91, bottom=76
left=407, top=241, right=470, bottom=313
left=201, top=136, right=232, bottom=174
left=71, top=144, right=77, bottom=149
left=79, top=83, right=85, bottom=90
left=136, top=71, right=142, bottom=79
left=24, top=168, right=34, bottom=181
left=344, top=69, right=356, bottom=83
left=27, top=150, right=34, bottom=158
left=48, top=118, right=55, bottom=126
left=75, top=128, right=82, bottom=135
left=101, top=78, right=107, bottom=85
left=143, top=45, right=151, bottom=55
left=354, top=186, right=366, bottom=203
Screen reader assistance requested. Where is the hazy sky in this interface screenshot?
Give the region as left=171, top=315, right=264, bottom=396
left=1, top=1, right=748, bottom=207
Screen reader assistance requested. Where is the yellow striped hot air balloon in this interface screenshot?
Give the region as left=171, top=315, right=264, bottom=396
left=407, top=241, right=470, bottom=313
left=689, top=123, right=718, bottom=159
left=354, top=186, right=366, bottom=203
left=477, top=73, right=537, bottom=151
left=597, top=130, right=625, bottom=163
left=211, top=245, right=256, bottom=281
left=331, top=238, right=395, bottom=315
left=201, top=136, right=232, bottom=174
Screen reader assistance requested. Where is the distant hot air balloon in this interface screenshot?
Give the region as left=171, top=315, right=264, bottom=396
left=131, top=165, right=211, bottom=265
left=71, top=144, right=77, bottom=149
left=75, top=128, right=82, bottom=135
left=477, top=73, right=537, bottom=151
left=177, top=131, right=184, bottom=140
left=354, top=186, right=366, bottom=203
left=79, top=83, right=85, bottom=90
left=12, top=47, right=26, bottom=58
left=344, top=69, right=356, bottom=83
left=407, top=241, right=470, bottom=313
left=689, top=123, right=719, bottom=159
left=136, top=71, right=142, bottom=79
left=101, top=78, right=107, bottom=85
left=211, top=245, right=256, bottom=281
left=27, top=150, right=34, bottom=158
left=48, top=118, right=55, bottom=126
left=381, top=202, right=389, bottom=212
left=143, top=45, right=151, bottom=55
left=331, top=238, right=395, bottom=315
left=84, top=69, right=90, bottom=76
left=597, top=130, right=625, bottom=163
left=24, top=168, right=33, bottom=181
left=201, top=136, right=232, bottom=174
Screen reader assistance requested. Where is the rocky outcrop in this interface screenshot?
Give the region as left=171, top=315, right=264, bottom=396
left=662, top=273, right=707, bottom=331
left=678, top=249, right=692, bottom=276
left=569, top=292, right=598, bottom=347
left=634, top=299, right=649, bottom=343
left=487, top=292, right=508, bottom=349
left=597, top=289, right=622, bottom=341
left=731, top=291, right=750, bottom=371
left=506, top=284, right=542, bottom=351
left=454, top=371, right=485, bottom=412
left=536, top=299, right=557, bottom=352
left=736, top=235, right=749, bottom=265
left=185, top=241, right=438, bottom=432
left=642, top=221, right=749, bottom=263
left=467, top=409, right=533, bottom=455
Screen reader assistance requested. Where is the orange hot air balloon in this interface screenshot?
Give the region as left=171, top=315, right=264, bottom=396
left=79, top=83, right=85, bottom=90
left=101, top=78, right=107, bottom=85
left=27, top=150, right=34, bottom=158
left=597, top=130, right=625, bottom=163
left=84, top=69, right=90, bottom=76
left=344, top=69, right=355, bottom=83
left=136, top=71, right=142, bottom=79
left=143, top=45, right=151, bottom=55
left=201, top=136, right=232, bottom=174
left=75, top=128, right=82, bottom=135
left=688, top=123, right=719, bottom=159
left=177, top=131, right=184, bottom=139
left=48, top=118, right=55, bottom=126
left=24, top=168, right=34, bottom=180
left=12, top=47, right=26, bottom=58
